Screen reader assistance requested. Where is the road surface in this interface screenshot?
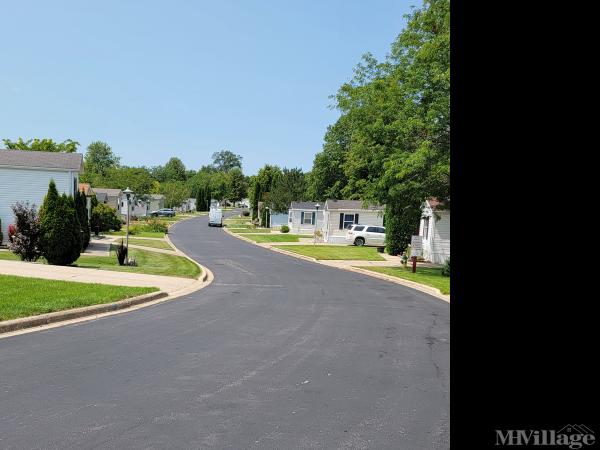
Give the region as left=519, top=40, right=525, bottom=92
left=0, top=214, right=449, bottom=449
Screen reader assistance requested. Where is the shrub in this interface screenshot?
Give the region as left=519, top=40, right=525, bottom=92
left=144, top=218, right=169, bottom=233
left=0, top=218, right=2, bottom=244
left=92, top=203, right=122, bottom=232
left=441, top=258, right=450, bottom=277
left=280, top=225, right=290, bottom=233
left=39, top=182, right=82, bottom=265
left=116, top=240, right=128, bottom=265
left=8, top=202, right=41, bottom=261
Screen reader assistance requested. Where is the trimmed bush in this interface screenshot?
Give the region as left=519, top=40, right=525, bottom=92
left=280, top=225, right=290, bottom=233
left=441, top=258, right=450, bottom=277
left=92, top=203, right=122, bottom=232
left=8, top=202, right=41, bottom=261
left=39, top=181, right=82, bottom=265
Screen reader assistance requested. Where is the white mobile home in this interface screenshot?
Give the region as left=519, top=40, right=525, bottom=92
left=287, top=201, right=324, bottom=234
left=418, top=198, right=450, bottom=264
left=93, top=188, right=122, bottom=211
left=0, top=149, right=83, bottom=244
left=322, top=199, right=384, bottom=243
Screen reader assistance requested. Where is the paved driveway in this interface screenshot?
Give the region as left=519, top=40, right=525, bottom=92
left=0, top=214, right=449, bottom=449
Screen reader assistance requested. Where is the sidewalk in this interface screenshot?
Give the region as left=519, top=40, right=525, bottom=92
left=0, top=259, right=197, bottom=296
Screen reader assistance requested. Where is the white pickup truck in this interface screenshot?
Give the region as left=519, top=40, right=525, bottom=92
left=208, top=207, right=223, bottom=227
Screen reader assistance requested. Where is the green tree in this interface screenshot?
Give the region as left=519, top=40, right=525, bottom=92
left=269, top=167, right=308, bottom=213
left=82, top=141, right=120, bottom=181
left=227, top=168, right=247, bottom=204
left=39, top=181, right=82, bottom=265
left=212, top=150, right=242, bottom=172
left=159, top=181, right=190, bottom=208
left=74, top=190, right=91, bottom=250
left=91, top=203, right=122, bottom=232
left=97, top=166, right=156, bottom=194
left=3, top=138, right=80, bottom=153
left=163, top=157, right=187, bottom=182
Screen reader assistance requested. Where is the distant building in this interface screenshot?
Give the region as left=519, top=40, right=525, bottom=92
left=92, top=188, right=122, bottom=211
left=148, top=194, right=165, bottom=212
left=287, top=201, right=324, bottom=234
left=0, top=149, right=83, bottom=244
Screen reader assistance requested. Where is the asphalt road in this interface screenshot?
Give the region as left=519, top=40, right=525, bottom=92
left=0, top=214, right=449, bottom=449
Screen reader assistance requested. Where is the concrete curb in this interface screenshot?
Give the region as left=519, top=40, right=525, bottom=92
left=224, top=226, right=450, bottom=303
left=1, top=227, right=213, bottom=337
left=0, top=291, right=168, bottom=334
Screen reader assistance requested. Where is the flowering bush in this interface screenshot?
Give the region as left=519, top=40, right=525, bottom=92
left=8, top=202, right=41, bottom=261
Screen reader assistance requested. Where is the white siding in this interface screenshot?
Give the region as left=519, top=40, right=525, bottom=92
left=289, top=209, right=324, bottom=234
left=420, top=210, right=450, bottom=264
left=324, top=210, right=383, bottom=243
left=0, top=167, right=76, bottom=244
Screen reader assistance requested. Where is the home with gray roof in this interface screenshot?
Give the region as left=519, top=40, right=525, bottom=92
left=287, top=201, right=325, bottom=234
left=322, top=199, right=384, bottom=243
left=92, top=188, right=123, bottom=211
left=0, top=149, right=84, bottom=244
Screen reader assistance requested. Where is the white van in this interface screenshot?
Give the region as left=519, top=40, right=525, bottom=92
left=208, top=207, right=223, bottom=227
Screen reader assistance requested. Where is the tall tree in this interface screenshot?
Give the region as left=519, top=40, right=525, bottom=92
left=159, top=181, right=190, bottom=208
left=163, top=157, right=188, bottom=182
left=82, top=141, right=120, bottom=181
left=3, top=138, right=80, bottom=153
left=227, top=168, right=248, bottom=204
left=211, top=150, right=242, bottom=172
left=269, top=167, right=308, bottom=213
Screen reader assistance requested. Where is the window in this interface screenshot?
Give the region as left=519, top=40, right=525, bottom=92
left=366, top=226, right=377, bottom=232
left=353, top=225, right=365, bottom=232
left=303, top=212, right=314, bottom=225
left=343, top=213, right=356, bottom=229
left=422, top=217, right=430, bottom=239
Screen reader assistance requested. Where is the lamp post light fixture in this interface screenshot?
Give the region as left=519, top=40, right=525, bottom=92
left=314, top=203, right=321, bottom=245
left=123, top=187, right=134, bottom=264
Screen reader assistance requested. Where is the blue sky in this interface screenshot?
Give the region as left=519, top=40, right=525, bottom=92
left=0, top=1, right=413, bottom=175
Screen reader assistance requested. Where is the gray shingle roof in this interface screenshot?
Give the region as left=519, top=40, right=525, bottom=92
left=92, top=188, right=122, bottom=196
left=0, top=149, right=83, bottom=171
left=325, top=199, right=384, bottom=211
left=290, top=201, right=321, bottom=210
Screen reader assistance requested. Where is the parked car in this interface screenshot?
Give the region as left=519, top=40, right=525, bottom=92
left=208, top=207, right=223, bottom=227
left=345, top=224, right=386, bottom=246
left=151, top=208, right=176, bottom=217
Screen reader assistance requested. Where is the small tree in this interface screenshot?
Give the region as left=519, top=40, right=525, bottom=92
left=91, top=203, right=122, bottom=232
left=8, top=202, right=41, bottom=261
left=74, top=190, right=91, bottom=249
left=39, top=181, right=82, bottom=265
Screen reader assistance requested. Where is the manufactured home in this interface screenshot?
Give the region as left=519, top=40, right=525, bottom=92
left=322, top=199, right=384, bottom=243
left=287, top=201, right=324, bottom=234
left=0, top=149, right=83, bottom=244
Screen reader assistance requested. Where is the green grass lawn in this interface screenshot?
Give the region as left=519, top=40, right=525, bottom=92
left=0, top=248, right=200, bottom=279
left=274, top=245, right=385, bottom=261
left=106, top=230, right=166, bottom=238
left=228, top=228, right=271, bottom=233
left=357, top=266, right=450, bottom=295
left=127, top=238, right=174, bottom=251
left=224, top=223, right=255, bottom=228
left=0, top=274, right=158, bottom=321
left=241, top=234, right=302, bottom=243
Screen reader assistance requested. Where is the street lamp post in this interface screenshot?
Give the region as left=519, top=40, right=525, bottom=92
left=265, top=206, right=270, bottom=229
left=123, top=187, right=133, bottom=264
left=314, top=203, right=321, bottom=245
